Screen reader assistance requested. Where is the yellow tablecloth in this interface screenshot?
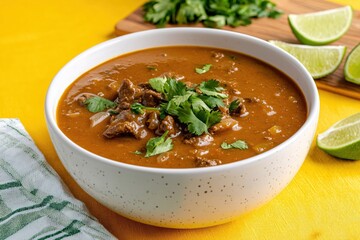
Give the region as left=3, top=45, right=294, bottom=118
left=1, top=1, right=359, bottom=239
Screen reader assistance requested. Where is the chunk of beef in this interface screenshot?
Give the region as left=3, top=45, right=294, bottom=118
left=146, top=111, right=160, bottom=130
left=103, top=110, right=148, bottom=139
left=156, top=115, right=181, bottom=137
left=142, top=89, right=163, bottom=107
left=183, top=134, right=214, bottom=147
left=117, top=79, right=142, bottom=110
left=195, top=157, right=222, bottom=167
left=117, top=80, right=163, bottom=109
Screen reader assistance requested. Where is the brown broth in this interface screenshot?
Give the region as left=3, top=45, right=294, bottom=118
left=57, top=46, right=307, bottom=168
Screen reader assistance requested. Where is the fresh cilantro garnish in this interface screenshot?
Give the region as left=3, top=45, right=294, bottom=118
left=149, top=76, right=187, bottom=101
left=177, top=102, right=209, bottom=136
left=84, top=96, right=117, bottom=113
left=171, top=91, right=195, bottom=106
left=130, top=103, right=159, bottom=114
left=229, top=99, right=241, bottom=113
left=143, top=0, right=283, bottom=28
left=148, top=77, right=225, bottom=136
left=199, top=80, right=227, bottom=99
left=205, top=110, right=222, bottom=128
left=221, top=140, right=248, bottom=150
left=198, top=95, right=225, bottom=108
left=195, top=64, right=212, bottom=74
left=145, top=131, right=173, bottom=157
left=149, top=76, right=167, bottom=93
left=190, top=96, right=211, bottom=112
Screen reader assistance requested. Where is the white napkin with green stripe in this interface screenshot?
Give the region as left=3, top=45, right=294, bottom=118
left=0, top=119, right=116, bottom=240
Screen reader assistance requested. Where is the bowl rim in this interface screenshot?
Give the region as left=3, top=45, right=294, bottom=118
left=45, top=27, right=320, bottom=175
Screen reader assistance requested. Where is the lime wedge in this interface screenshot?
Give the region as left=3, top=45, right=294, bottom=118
left=288, top=6, right=353, bottom=45
left=344, top=43, right=360, bottom=85
left=269, top=40, right=346, bottom=79
left=317, top=113, right=360, bottom=160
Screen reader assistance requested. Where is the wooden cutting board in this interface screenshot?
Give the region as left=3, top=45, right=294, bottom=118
left=115, top=0, right=360, bottom=100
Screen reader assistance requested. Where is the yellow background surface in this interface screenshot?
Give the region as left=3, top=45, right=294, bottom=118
left=1, top=0, right=360, bottom=239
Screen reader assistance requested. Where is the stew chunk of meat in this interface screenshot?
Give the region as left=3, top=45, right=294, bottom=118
left=103, top=110, right=148, bottom=139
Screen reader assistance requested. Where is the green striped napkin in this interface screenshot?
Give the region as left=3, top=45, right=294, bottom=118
left=0, top=119, right=116, bottom=240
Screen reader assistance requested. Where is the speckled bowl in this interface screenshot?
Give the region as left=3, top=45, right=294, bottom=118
left=45, top=28, right=319, bottom=228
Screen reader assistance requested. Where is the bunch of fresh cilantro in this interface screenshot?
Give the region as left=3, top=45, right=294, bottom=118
left=143, top=0, right=283, bottom=28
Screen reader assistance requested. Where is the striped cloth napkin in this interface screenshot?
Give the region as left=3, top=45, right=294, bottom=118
left=0, top=119, right=116, bottom=240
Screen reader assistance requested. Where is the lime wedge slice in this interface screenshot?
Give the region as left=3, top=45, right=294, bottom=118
left=344, top=43, right=360, bottom=85
left=269, top=40, right=346, bottom=79
left=288, top=6, right=353, bottom=45
left=317, top=113, right=360, bottom=160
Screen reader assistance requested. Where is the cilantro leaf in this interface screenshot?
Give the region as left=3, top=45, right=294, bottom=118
left=159, top=102, right=170, bottom=119
left=190, top=96, right=211, bottom=112
left=195, top=110, right=221, bottom=128
left=195, top=64, right=212, bottom=74
left=171, top=91, right=195, bottom=106
left=221, top=140, right=248, bottom=150
left=149, top=76, right=167, bottom=93
left=198, top=95, right=225, bottom=108
left=164, top=77, right=187, bottom=100
left=149, top=76, right=187, bottom=101
left=162, top=101, right=178, bottom=117
left=84, top=96, right=116, bottom=113
left=159, top=91, right=194, bottom=118
left=229, top=99, right=241, bottom=113
left=145, top=131, right=173, bottom=157
left=177, top=102, right=208, bottom=136
left=199, top=80, right=227, bottom=99
left=206, top=110, right=222, bottom=127
left=130, top=103, right=159, bottom=114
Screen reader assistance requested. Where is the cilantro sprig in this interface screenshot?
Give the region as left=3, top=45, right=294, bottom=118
left=84, top=96, right=117, bottom=113
left=195, top=64, right=212, bottom=74
left=199, top=79, right=228, bottom=99
left=149, top=77, right=225, bottom=136
left=221, top=140, right=248, bottom=150
left=143, top=0, right=283, bottom=28
left=145, top=131, right=173, bottom=157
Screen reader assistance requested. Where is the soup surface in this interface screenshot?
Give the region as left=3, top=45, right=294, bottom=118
left=57, top=46, right=307, bottom=168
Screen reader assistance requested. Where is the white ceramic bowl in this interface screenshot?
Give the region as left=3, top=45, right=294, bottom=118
left=45, top=28, right=319, bottom=229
